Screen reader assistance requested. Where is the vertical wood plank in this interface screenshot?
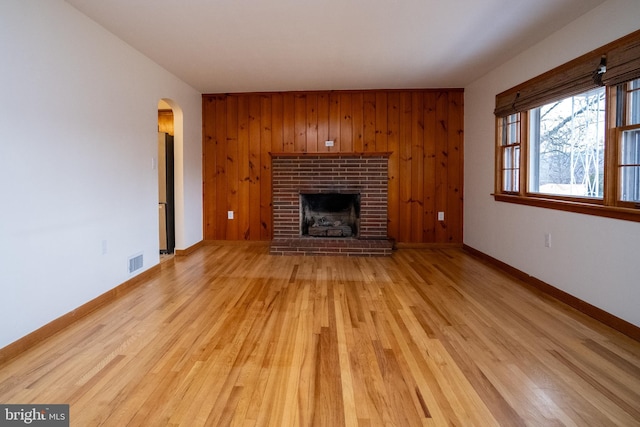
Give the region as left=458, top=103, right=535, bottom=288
left=447, top=91, right=464, bottom=244
left=249, top=95, right=262, bottom=240
left=375, top=93, right=388, bottom=152
left=202, top=96, right=217, bottom=239
left=295, top=94, right=307, bottom=153
left=329, top=93, right=341, bottom=152
left=363, top=93, right=376, bottom=152
left=423, top=92, right=437, bottom=243
left=340, top=93, right=353, bottom=152
left=387, top=92, right=400, bottom=241
left=398, top=92, right=413, bottom=243
left=317, top=93, right=330, bottom=153
left=260, top=95, right=272, bottom=240
left=216, top=96, right=231, bottom=240
left=435, top=91, right=449, bottom=243
left=306, top=93, right=318, bottom=153
left=271, top=94, right=284, bottom=153
left=283, top=93, right=295, bottom=152
left=238, top=95, right=251, bottom=240
left=352, top=93, right=364, bottom=153
left=411, top=93, right=425, bottom=243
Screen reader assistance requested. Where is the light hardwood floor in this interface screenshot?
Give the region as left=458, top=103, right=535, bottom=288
left=1, top=245, right=639, bottom=426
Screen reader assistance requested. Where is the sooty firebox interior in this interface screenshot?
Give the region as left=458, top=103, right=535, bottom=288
left=300, top=193, right=360, bottom=237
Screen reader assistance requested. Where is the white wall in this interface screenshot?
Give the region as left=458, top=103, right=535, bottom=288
left=0, top=1, right=202, bottom=348
left=465, top=0, right=640, bottom=327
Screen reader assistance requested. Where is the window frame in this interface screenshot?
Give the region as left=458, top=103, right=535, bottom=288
left=615, top=124, right=640, bottom=208
left=495, top=113, right=524, bottom=195
left=493, top=30, right=640, bottom=223
left=613, top=79, right=640, bottom=208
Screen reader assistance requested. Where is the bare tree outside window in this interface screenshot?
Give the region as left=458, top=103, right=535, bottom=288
left=529, top=87, right=606, bottom=198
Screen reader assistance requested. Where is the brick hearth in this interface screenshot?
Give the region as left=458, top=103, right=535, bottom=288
left=270, top=152, right=394, bottom=256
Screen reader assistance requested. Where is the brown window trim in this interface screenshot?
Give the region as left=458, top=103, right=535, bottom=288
left=493, top=193, right=640, bottom=222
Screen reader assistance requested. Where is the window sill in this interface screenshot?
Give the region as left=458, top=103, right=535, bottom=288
left=493, top=193, right=640, bottom=223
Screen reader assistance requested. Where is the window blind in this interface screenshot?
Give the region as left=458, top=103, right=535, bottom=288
left=601, top=31, right=640, bottom=86
left=494, top=54, right=602, bottom=117
left=495, top=29, right=640, bottom=118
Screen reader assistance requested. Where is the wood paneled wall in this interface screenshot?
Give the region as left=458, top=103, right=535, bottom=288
left=158, top=110, right=174, bottom=136
left=202, top=89, right=463, bottom=244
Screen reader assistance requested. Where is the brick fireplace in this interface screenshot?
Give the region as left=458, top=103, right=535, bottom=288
left=270, top=152, right=394, bottom=256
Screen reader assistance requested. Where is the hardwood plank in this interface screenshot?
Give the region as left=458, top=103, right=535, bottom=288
left=226, top=95, right=239, bottom=240
left=1, top=245, right=639, bottom=426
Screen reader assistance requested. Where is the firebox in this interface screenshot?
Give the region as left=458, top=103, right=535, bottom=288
left=300, top=193, right=360, bottom=238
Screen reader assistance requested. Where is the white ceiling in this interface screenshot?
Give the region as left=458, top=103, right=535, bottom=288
left=65, top=0, right=606, bottom=94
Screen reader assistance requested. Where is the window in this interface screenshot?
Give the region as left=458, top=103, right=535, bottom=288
left=494, top=30, right=640, bottom=222
left=498, top=113, right=521, bottom=193
left=617, top=79, right=640, bottom=205
left=620, top=128, right=640, bottom=202
left=529, top=87, right=605, bottom=198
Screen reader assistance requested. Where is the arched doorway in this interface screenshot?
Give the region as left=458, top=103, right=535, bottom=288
left=157, top=98, right=183, bottom=255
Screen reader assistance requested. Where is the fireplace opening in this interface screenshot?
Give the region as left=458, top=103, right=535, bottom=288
left=300, top=193, right=360, bottom=238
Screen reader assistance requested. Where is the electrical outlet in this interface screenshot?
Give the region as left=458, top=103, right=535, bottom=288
left=325, top=140, right=334, bottom=147
left=545, top=233, right=551, bottom=248
left=228, top=211, right=234, bottom=220
left=437, top=211, right=445, bottom=221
